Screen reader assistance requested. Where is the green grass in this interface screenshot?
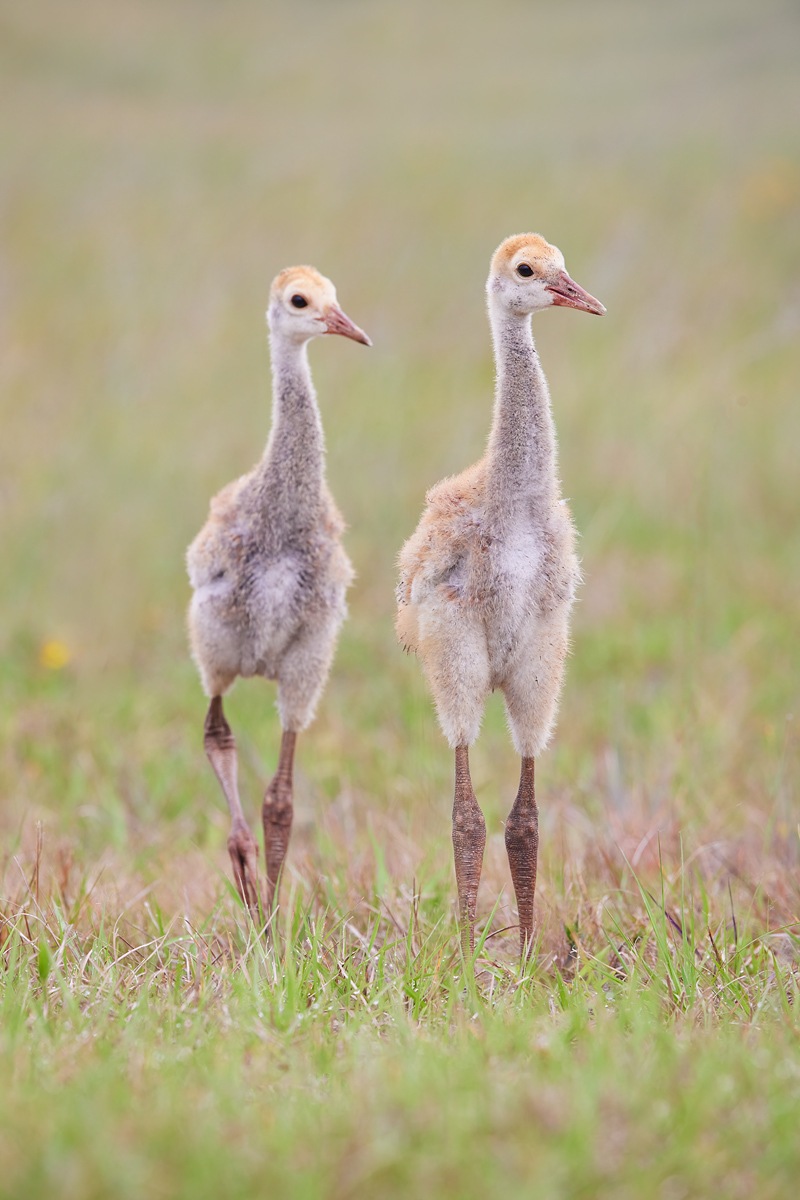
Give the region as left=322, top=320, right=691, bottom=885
left=1, top=885, right=799, bottom=1197
left=1, top=0, right=799, bottom=1195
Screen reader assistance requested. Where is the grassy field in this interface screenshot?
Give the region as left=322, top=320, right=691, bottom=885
left=2, top=0, right=799, bottom=1195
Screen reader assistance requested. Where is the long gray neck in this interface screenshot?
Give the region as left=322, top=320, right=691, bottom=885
left=255, top=334, right=325, bottom=531
left=485, top=303, right=558, bottom=518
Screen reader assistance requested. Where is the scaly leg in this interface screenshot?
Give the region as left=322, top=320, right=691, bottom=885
left=505, top=756, right=538, bottom=958
left=262, top=730, right=297, bottom=913
left=204, top=696, right=261, bottom=919
left=452, top=745, right=487, bottom=956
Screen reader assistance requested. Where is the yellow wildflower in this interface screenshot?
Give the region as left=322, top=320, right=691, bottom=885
left=39, top=639, right=71, bottom=671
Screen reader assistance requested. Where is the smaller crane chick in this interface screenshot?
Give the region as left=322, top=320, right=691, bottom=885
left=187, top=267, right=370, bottom=921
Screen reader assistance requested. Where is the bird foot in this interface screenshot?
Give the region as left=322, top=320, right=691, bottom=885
left=227, top=819, right=262, bottom=921
left=505, top=757, right=538, bottom=959
left=261, top=730, right=297, bottom=915
left=262, top=780, right=293, bottom=914
left=452, top=747, right=486, bottom=958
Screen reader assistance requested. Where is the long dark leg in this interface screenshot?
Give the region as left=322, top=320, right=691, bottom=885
left=262, top=730, right=297, bottom=913
left=204, top=696, right=260, bottom=919
left=505, top=756, right=538, bottom=958
left=452, top=745, right=487, bottom=956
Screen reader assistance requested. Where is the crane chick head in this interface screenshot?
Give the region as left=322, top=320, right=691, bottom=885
left=488, top=233, right=605, bottom=318
left=267, top=266, right=371, bottom=347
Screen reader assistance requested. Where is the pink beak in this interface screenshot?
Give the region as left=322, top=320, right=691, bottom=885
left=546, top=270, right=606, bottom=316
left=324, top=305, right=372, bottom=346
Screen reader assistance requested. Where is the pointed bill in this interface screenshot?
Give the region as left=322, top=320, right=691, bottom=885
left=546, top=270, right=606, bottom=316
left=324, top=305, right=372, bottom=345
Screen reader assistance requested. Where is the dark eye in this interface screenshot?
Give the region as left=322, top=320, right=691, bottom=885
left=291, top=294, right=308, bottom=308
left=516, top=263, right=534, bottom=278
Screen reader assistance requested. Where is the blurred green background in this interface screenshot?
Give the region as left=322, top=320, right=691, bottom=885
left=1, top=0, right=798, bottom=916
left=1, top=4, right=799, bottom=1195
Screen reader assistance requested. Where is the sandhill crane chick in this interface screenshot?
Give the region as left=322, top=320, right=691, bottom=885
left=188, top=267, right=370, bottom=920
left=396, top=233, right=605, bottom=956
